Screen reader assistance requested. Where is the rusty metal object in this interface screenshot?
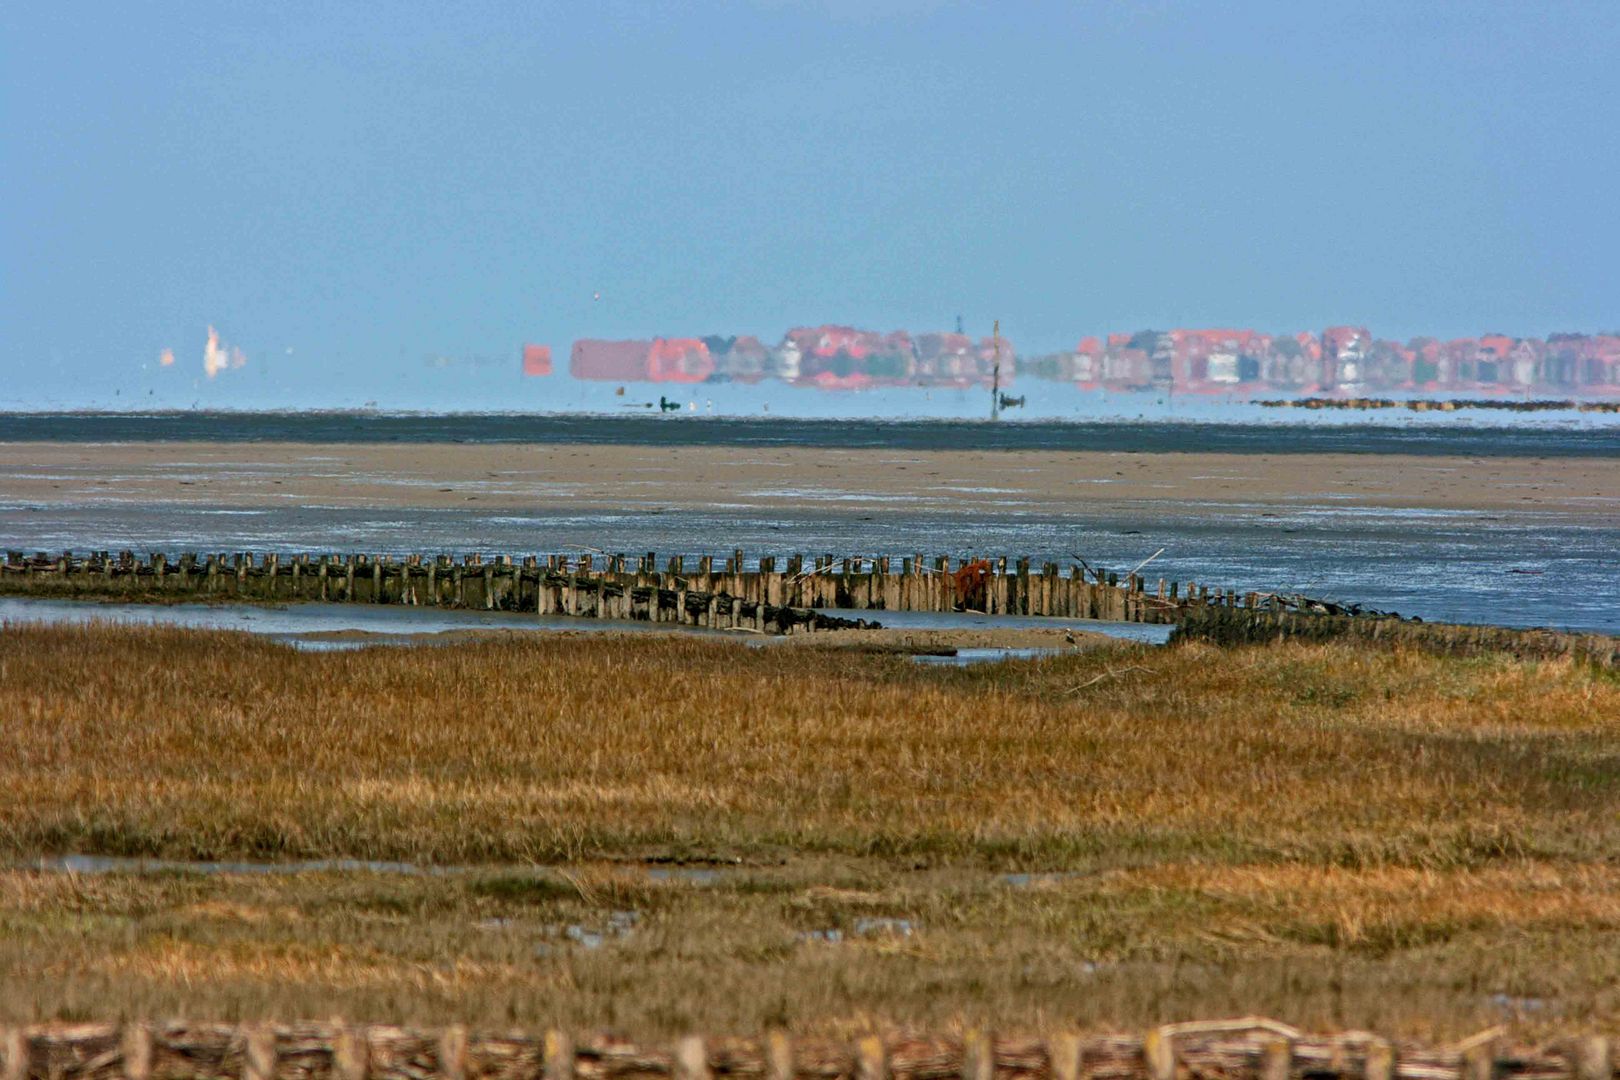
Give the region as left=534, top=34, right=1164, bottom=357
left=951, top=559, right=993, bottom=612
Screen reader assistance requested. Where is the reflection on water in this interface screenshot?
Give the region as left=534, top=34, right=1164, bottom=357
left=23, top=853, right=1122, bottom=892
left=28, top=854, right=464, bottom=876
left=0, top=598, right=1174, bottom=647
left=851, top=610, right=1173, bottom=645
left=910, top=647, right=1063, bottom=665
left=2, top=407, right=1616, bottom=449
left=0, top=597, right=719, bottom=643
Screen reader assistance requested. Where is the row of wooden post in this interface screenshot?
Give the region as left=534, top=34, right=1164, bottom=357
left=2, top=549, right=1284, bottom=626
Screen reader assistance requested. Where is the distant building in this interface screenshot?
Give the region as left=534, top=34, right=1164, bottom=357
left=553, top=326, right=1620, bottom=394
left=521, top=343, right=553, bottom=377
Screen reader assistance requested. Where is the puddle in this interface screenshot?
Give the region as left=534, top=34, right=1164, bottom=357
left=21, top=853, right=732, bottom=885
left=911, top=647, right=1061, bottom=666
left=797, top=916, right=916, bottom=944
left=646, top=866, right=724, bottom=884
left=24, top=854, right=1110, bottom=903
left=28, top=854, right=470, bottom=877
left=0, top=597, right=729, bottom=643
left=539, top=910, right=641, bottom=952
left=269, top=636, right=400, bottom=652
left=999, top=870, right=1093, bottom=887
left=1486, top=993, right=1553, bottom=1015
left=1, top=597, right=1177, bottom=653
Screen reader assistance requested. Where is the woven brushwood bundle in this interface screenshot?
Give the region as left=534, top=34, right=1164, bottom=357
left=1, top=1021, right=1613, bottom=1080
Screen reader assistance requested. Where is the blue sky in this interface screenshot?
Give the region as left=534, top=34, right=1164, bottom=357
left=3, top=1, right=1617, bottom=402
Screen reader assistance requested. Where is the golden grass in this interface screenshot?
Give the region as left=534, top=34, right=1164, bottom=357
left=3, top=622, right=1617, bottom=1036
left=2, top=861, right=1617, bottom=1038
left=1, top=622, right=1616, bottom=867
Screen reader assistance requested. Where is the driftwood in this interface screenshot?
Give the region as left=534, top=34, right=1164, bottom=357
left=0, top=1021, right=1613, bottom=1080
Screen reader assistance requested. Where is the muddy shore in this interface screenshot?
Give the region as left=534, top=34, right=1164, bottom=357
left=3, top=441, right=1615, bottom=517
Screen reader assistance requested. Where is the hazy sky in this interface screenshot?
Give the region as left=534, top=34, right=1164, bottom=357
left=3, top=1, right=1617, bottom=398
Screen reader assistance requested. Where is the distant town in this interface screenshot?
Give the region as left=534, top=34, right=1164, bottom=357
left=526, top=326, right=1620, bottom=395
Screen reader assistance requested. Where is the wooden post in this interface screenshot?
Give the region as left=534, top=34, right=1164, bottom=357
left=765, top=1032, right=793, bottom=1080
left=674, top=1037, right=710, bottom=1080
left=543, top=1032, right=573, bottom=1080
left=1260, top=1039, right=1292, bottom=1080
left=961, top=1030, right=993, bottom=1080
left=1572, top=1037, right=1611, bottom=1080
left=123, top=1023, right=153, bottom=1080
left=2, top=1026, right=25, bottom=1080
left=439, top=1027, right=468, bottom=1080
left=244, top=1025, right=278, bottom=1080
left=855, top=1036, right=885, bottom=1080
left=1048, top=1035, right=1081, bottom=1080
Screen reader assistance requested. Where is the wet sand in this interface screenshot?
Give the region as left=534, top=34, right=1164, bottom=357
left=3, top=441, right=1615, bottom=517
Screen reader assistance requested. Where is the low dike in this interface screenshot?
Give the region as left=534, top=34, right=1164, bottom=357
left=0, top=549, right=1239, bottom=631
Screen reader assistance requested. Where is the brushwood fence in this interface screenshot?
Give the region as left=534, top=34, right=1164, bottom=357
left=1, top=1020, right=1613, bottom=1080
left=0, top=550, right=1256, bottom=631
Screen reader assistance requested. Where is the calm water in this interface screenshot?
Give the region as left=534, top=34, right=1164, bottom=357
left=2, top=408, right=1617, bottom=455
left=0, top=597, right=1169, bottom=648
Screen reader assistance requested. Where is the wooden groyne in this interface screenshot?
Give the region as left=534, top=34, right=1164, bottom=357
left=2, top=1020, right=1613, bottom=1080
left=1173, top=606, right=1620, bottom=668
left=0, top=550, right=1279, bottom=628
left=0, top=551, right=891, bottom=636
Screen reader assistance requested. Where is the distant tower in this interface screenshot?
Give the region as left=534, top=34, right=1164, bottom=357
left=955, top=314, right=964, bottom=335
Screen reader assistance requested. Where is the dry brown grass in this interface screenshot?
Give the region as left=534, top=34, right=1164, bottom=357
left=2, top=622, right=1617, bottom=1037
left=1, top=622, right=1616, bottom=866
left=2, top=860, right=1617, bottom=1038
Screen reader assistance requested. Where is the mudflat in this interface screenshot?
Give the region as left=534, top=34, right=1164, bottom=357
left=3, top=441, right=1615, bottom=516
